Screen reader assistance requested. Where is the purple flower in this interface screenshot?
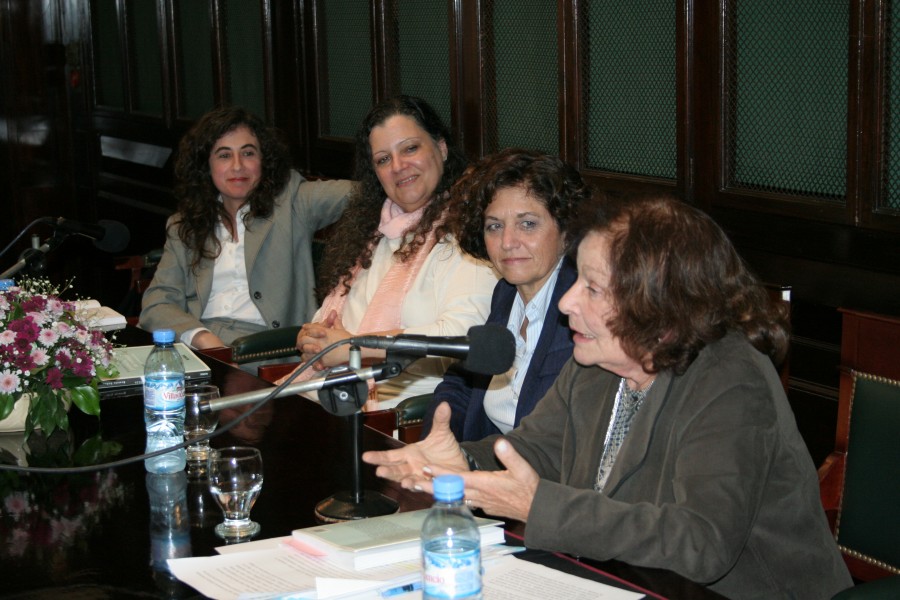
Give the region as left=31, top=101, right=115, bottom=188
left=13, top=352, right=35, bottom=372
left=21, top=296, right=47, bottom=313
left=9, top=317, right=39, bottom=343
left=70, top=352, right=93, bottom=378
left=45, top=367, right=64, bottom=390
left=54, top=350, right=73, bottom=370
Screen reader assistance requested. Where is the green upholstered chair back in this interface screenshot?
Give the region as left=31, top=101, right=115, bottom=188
left=835, top=371, right=900, bottom=575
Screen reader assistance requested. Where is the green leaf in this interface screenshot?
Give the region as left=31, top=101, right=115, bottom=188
left=0, top=393, right=14, bottom=421
left=71, top=386, right=101, bottom=416
left=96, top=363, right=119, bottom=379
left=73, top=433, right=123, bottom=465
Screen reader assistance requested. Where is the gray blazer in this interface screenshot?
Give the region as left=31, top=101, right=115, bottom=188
left=139, top=171, right=352, bottom=345
left=463, top=333, right=852, bottom=600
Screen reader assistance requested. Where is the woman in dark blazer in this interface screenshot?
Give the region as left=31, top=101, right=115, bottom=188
left=422, top=149, right=591, bottom=441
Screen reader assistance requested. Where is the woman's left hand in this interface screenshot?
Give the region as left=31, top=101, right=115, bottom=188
left=429, top=438, right=539, bottom=523
left=298, top=311, right=351, bottom=366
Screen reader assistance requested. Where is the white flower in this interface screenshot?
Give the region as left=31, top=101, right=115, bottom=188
left=38, top=328, right=60, bottom=347
left=47, top=298, right=65, bottom=313
left=0, top=330, right=15, bottom=345
left=0, top=369, right=21, bottom=394
left=31, top=348, right=49, bottom=366
left=27, top=310, right=49, bottom=326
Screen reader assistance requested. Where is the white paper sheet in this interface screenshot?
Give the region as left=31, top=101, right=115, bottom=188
left=482, top=557, right=645, bottom=600
left=169, top=547, right=647, bottom=600
left=168, top=546, right=420, bottom=600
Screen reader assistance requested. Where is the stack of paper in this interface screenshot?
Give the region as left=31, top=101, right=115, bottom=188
left=167, top=541, right=645, bottom=600
left=290, top=509, right=506, bottom=570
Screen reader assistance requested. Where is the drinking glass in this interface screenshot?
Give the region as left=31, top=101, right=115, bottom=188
left=208, top=446, right=263, bottom=539
left=184, top=384, right=220, bottom=463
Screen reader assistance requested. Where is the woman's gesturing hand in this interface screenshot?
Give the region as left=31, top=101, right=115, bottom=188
left=362, top=402, right=469, bottom=489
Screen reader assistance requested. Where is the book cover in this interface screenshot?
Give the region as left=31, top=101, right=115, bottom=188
left=99, top=343, right=211, bottom=390
left=291, top=508, right=506, bottom=570
left=72, top=299, right=127, bottom=332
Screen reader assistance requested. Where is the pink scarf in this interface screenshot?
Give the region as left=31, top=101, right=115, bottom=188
left=277, top=199, right=441, bottom=400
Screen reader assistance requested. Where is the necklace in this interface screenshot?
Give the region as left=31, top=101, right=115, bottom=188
left=622, top=377, right=655, bottom=408
left=595, top=376, right=656, bottom=492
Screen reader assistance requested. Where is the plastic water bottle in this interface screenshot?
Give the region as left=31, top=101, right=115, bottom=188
left=147, top=471, right=191, bottom=570
left=146, top=471, right=191, bottom=596
left=144, top=329, right=186, bottom=473
left=421, top=474, right=482, bottom=600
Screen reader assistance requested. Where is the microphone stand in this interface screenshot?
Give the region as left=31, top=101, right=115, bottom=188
left=198, top=344, right=419, bottom=522
left=0, top=231, right=66, bottom=279
left=314, top=346, right=402, bottom=522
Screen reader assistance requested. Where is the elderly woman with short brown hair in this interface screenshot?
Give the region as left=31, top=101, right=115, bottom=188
left=364, top=193, right=852, bottom=599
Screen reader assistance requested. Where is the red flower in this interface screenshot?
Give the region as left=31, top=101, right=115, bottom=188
left=9, top=317, right=39, bottom=343
left=45, top=367, right=64, bottom=390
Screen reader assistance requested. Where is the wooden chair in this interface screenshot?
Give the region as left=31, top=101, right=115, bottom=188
left=114, top=248, right=162, bottom=325
left=818, top=308, right=900, bottom=583
left=764, top=283, right=792, bottom=393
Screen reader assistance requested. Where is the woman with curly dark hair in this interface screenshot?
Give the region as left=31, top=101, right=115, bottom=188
left=421, top=149, right=590, bottom=441
left=291, top=96, right=498, bottom=409
left=140, top=106, right=352, bottom=349
left=365, top=193, right=851, bottom=599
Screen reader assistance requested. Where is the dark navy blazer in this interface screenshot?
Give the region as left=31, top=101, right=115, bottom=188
left=422, top=258, right=576, bottom=441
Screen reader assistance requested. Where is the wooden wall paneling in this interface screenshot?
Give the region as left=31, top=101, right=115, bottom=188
left=559, top=0, right=581, bottom=166
left=457, top=0, right=487, bottom=158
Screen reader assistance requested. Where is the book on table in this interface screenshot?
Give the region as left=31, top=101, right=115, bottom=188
left=99, top=343, right=211, bottom=391
left=290, top=508, right=506, bottom=570
left=72, top=299, right=127, bottom=331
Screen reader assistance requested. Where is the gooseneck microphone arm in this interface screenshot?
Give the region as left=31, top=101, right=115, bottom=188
left=0, top=233, right=64, bottom=278
left=198, top=361, right=402, bottom=413
left=0, top=216, right=131, bottom=278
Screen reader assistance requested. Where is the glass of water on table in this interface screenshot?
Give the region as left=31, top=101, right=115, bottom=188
left=184, top=384, right=220, bottom=464
left=207, top=446, right=263, bottom=540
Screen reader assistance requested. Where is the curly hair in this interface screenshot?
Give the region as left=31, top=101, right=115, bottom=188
left=172, top=106, right=290, bottom=270
left=571, top=193, right=790, bottom=375
left=447, top=148, right=591, bottom=261
left=315, top=96, right=467, bottom=303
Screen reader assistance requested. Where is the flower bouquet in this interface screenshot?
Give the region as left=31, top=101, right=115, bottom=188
left=0, top=279, right=118, bottom=438
left=1, top=462, right=127, bottom=566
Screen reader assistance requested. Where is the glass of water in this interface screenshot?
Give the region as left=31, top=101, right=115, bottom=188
left=184, top=384, right=220, bottom=463
left=208, top=446, right=263, bottom=540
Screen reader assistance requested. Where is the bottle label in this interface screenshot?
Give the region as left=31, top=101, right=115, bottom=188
left=144, top=378, right=185, bottom=410
left=423, top=546, right=481, bottom=599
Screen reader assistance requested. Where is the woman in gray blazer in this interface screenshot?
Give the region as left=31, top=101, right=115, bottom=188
left=364, top=193, right=852, bottom=599
left=140, top=107, right=352, bottom=348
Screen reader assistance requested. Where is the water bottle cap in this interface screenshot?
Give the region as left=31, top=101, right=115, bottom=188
left=432, top=474, right=465, bottom=501
left=152, top=329, right=176, bottom=344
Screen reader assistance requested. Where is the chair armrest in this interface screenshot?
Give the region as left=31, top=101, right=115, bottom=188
left=256, top=362, right=299, bottom=384
left=196, top=346, right=234, bottom=363
left=394, top=393, right=433, bottom=426
left=231, top=326, right=302, bottom=363
left=832, top=575, right=900, bottom=599
left=818, top=451, right=845, bottom=533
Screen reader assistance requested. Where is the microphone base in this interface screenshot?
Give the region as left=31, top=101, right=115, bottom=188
left=314, top=490, right=399, bottom=523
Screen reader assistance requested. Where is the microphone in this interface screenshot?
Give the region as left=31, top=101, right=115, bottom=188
left=47, top=217, right=130, bottom=253
left=199, top=362, right=401, bottom=414
left=350, top=324, right=515, bottom=375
